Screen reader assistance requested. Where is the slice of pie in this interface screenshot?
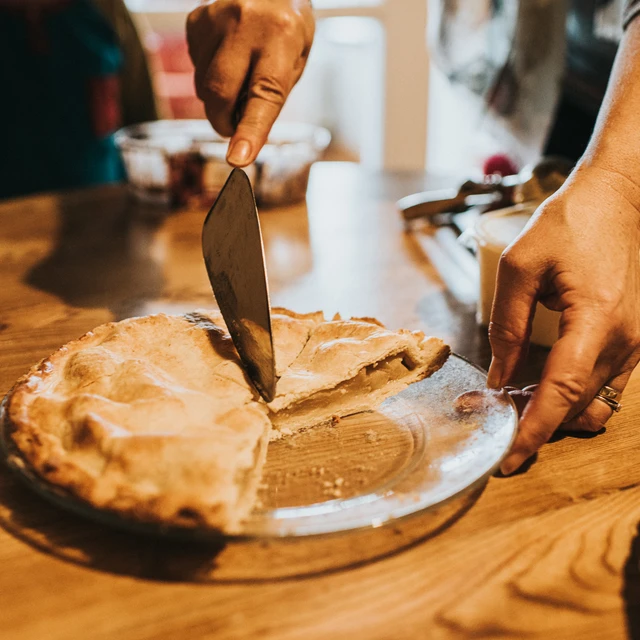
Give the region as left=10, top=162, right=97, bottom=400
left=4, top=308, right=449, bottom=533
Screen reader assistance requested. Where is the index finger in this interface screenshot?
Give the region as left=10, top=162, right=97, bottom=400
left=487, top=250, right=539, bottom=388
left=499, top=322, right=607, bottom=475
left=226, top=46, right=300, bottom=167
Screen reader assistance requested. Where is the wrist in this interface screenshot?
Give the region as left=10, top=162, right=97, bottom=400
left=571, top=160, right=640, bottom=216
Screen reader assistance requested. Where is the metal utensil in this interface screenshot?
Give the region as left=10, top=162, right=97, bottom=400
left=397, top=179, right=502, bottom=222
left=202, top=168, right=277, bottom=402
left=398, top=156, right=573, bottom=223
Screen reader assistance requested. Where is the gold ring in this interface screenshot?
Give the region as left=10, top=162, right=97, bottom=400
left=594, top=385, right=622, bottom=412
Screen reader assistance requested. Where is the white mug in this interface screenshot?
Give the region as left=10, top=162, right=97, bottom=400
left=469, top=205, right=560, bottom=348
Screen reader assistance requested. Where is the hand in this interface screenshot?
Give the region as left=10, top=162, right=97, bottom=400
left=187, top=0, right=315, bottom=167
left=487, top=166, right=640, bottom=475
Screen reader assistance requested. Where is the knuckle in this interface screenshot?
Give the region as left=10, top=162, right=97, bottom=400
left=251, top=76, right=288, bottom=103
left=272, top=9, right=298, bottom=33
left=620, top=321, right=640, bottom=348
left=571, top=412, right=607, bottom=433
left=548, top=371, right=587, bottom=406
left=238, top=0, right=259, bottom=20
left=622, top=332, right=640, bottom=353
left=235, top=119, right=270, bottom=144
left=211, top=0, right=240, bottom=19
left=240, top=0, right=300, bottom=37
left=488, top=320, right=526, bottom=349
left=186, top=6, right=205, bottom=31
left=593, top=289, right=624, bottom=315
left=270, top=10, right=298, bottom=36
left=498, top=246, right=526, bottom=275
left=202, top=74, right=236, bottom=105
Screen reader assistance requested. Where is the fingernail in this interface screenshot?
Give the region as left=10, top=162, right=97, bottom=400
left=500, top=453, right=524, bottom=476
left=227, top=139, right=252, bottom=166
left=500, top=456, right=520, bottom=476
left=487, top=358, right=503, bottom=389
left=499, top=457, right=516, bottom=476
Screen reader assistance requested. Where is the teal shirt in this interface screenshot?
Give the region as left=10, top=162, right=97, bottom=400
left=0, top=0, right=125, bottom=198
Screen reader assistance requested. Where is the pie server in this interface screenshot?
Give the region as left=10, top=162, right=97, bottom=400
left=202, top=168, right=277, bottom=403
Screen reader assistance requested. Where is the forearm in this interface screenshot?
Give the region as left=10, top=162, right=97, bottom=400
left=578, top=18, right=640, bottom=202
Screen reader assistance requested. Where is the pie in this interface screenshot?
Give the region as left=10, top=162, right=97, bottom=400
left=4, top=308, right=449, bottom=533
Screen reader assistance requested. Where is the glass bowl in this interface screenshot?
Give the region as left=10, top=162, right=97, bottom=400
left=114, top=119, right=331, bottom=208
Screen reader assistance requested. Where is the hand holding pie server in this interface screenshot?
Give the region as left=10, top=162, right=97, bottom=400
left=186, top=0, right=315, bottom=167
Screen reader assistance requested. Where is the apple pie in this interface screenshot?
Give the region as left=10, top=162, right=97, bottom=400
left=4, top=308, right=449, bottom=533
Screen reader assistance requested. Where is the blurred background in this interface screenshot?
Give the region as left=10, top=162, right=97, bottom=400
left=125, top=0, right=519, bottom=179
left=125, top=0, right=627, bottom=180
left=0, top=0, right=627, bottom=200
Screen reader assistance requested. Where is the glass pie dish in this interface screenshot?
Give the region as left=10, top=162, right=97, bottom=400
left=0, top=355, right=517, bottom=541
left=114, top=119, right=331, bottom=208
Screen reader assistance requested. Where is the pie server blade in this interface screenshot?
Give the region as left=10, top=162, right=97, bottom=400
left=202, top=168, right=277, bottom=402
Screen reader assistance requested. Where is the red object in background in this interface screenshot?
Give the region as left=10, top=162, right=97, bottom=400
left=145, top=32, right=205, bottom=119
left=155, top=34, right=193, bottom=73
left=481, top=153, right=520, bottom=212
left=483, top=153, right=519, bottom=178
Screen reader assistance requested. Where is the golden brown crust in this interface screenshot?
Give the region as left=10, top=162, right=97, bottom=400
left=5, top=315, right=269, bottom=532
left=348, top=316, right=386, bottom=328
left=4, top=310, right=449, bottom=533
left=270, top=307, right=325, bottom=323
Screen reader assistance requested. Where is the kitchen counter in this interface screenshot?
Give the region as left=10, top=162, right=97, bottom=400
left=1, top=162, right=638, bottom=639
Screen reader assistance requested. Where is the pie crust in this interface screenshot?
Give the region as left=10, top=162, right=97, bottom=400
left=4, top=308, right=449, bottom=533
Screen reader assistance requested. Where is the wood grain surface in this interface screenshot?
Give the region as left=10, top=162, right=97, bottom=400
left=0, top=163, right=638, bottom=640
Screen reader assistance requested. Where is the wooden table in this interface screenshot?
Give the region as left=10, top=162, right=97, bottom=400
left=1, top=162, right=639, bottom=639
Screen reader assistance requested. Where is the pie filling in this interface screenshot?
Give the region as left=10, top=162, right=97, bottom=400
left=270, top=353, right=416, bottom=432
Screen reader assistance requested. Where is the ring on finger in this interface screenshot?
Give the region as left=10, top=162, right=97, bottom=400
left=594, top=385, right=622, bottom=413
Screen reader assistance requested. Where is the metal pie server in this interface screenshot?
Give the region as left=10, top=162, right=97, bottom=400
left=202, top=168, right=277, bottom=402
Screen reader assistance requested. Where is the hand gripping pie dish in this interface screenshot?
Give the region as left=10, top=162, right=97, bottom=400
left=4, top=308, right=449, bottom=533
